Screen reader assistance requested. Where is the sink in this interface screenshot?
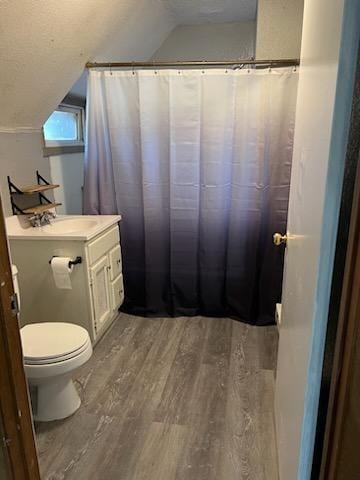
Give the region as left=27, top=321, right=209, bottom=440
left=6, top=214, right=122, bottom=241
left=42, top=218, right=98, bottom=234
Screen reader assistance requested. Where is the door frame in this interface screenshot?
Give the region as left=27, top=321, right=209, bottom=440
left=0, top=196, right=40, bottom=479
left=320, top=155, right=360, bottom=478
left=312, top=45, right=360, bottom=479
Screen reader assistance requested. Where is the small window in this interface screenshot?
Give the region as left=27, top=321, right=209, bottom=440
left=43, top=104, right=84, bottom=155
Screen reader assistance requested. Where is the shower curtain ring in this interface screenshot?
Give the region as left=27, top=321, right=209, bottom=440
left=109, top=63, right=112, bottom=75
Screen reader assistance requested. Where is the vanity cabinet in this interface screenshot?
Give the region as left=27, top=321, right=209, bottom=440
left=89, top=256, right=112, bottom=335
left=87, top=226, right=124, bottom=338
left=7, top=216, right=123, bottom=344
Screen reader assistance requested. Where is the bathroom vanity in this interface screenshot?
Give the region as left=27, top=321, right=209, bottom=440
left=6, top=215, right=123, bottom=344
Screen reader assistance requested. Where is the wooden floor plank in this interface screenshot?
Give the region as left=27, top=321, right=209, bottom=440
left=77, top=314, right=142, bottom=409
left=35, top=313, right=279, bottom=480
left=175, top=317, right=232, bottom=480
left=88, top=316, right=164, bottom=416
left=124, top=317, right=188, bottom=420
left=175, top=364, right=228, bottom=480
left=230, top=320, right=278, bottom=371
left=154, top=316, right=208, bottom=425
left=36, top=411, right=115, bottom=479
left=220, top=322, right=279, bottom=480
left=131, top=422, right=188, bottom=480
left=59, top=416, right=151, bottom=480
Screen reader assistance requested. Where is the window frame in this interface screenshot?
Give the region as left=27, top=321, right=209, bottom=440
left=43, top=102, right=85, bottom=156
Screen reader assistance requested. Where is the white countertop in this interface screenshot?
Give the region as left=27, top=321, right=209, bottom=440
left=5, top=215, right=122, bottom=241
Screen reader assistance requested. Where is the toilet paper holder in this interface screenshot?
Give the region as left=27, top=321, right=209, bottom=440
left=49, top=256, right=82, bottom=268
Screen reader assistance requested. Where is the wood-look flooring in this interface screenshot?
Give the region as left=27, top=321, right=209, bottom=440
left=35, top=314, right=279, bottom=480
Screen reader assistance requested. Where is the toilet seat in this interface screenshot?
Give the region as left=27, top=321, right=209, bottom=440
left=24, top=337, right=91, bottom=365
left=21, top=322, right=90, bottom=365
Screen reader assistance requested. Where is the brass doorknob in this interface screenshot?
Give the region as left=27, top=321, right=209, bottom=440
left=273, top=233, right=287, bottom=246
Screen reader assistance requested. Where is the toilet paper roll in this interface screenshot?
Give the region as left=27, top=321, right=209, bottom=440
left=51, top=257, right=73, bottom=290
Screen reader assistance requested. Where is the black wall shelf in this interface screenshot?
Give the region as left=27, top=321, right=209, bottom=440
left=8, top=171, right=61, bottom=215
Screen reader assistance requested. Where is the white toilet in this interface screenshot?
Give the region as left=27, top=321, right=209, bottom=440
left=12, top=265, right=93, bottom=422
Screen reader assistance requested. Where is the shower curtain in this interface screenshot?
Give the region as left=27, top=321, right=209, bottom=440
left=84, top=68, right=298, bottom=325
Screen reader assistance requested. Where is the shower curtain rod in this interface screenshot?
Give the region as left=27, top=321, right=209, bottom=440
left=85, top=58, right=300, bottom=69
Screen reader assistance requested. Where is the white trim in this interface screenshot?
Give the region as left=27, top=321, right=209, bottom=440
left=0, top=126, right=42, bottom=134
left=45, top=140, right=84, bottom=147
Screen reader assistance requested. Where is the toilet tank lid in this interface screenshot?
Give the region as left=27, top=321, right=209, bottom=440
left=20, top=322, right=90, bottom=361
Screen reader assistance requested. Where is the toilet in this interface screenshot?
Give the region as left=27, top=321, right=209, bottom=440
left=12, top=265, right=93, bottom=422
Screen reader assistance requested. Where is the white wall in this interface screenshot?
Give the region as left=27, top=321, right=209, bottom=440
left=49, top=153, right=84, bottom=215
left=256, top=0, right=304, bottom=59
left=152, top=22, right=256, bottom=61
left=0, top=131, right=51, bottom=217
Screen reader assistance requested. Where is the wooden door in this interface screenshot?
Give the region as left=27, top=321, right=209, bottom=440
left=0, top=195, right=40, bottom=479
left=317, top=121, right=360, bottom=478
left=274, top=0, right=360, bottom=478
left=110, top=273, right=124, bottom=312
left=109, top=244, right=122, bottom=281
left=310, top=39, right=360, bottom=480
left=90, top=254, right=112, bottom=335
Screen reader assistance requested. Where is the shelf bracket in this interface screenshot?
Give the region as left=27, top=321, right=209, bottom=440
left=36, top=170, right=50, bottom=186
left=7, top=176, right=23, bottom=195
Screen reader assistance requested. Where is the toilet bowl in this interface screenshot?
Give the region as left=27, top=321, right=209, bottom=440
left=12, top=265, right=93, bottom=422
left=21, top=322, right=92, bottom=421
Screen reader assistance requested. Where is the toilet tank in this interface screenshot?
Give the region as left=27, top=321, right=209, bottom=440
left=11, top=264, right=20, bottom=311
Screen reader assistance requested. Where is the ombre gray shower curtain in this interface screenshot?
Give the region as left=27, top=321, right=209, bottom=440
left=84, top=68, right=298, bottom=325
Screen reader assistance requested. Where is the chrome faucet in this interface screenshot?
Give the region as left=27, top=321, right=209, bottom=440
left=29, top=210, right=56, bottom=227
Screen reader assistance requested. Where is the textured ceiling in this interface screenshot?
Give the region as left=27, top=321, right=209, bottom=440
left=0, top=0, right=256, bottom=128
left=0, top=0, right=175, bottom=128
left=167, top=0, right=257, bottom=24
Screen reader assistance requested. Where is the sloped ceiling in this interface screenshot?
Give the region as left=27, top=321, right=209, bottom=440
left=0, top=0, right=256, bottom=129
left=0, top=0, right=175, bottom=129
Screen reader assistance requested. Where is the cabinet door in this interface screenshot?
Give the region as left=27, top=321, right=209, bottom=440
left=110, top=274, right=124, bottom=312
left=109, top=244, right=122, bottom=280
left=90, top=255, right=111, bottom=335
